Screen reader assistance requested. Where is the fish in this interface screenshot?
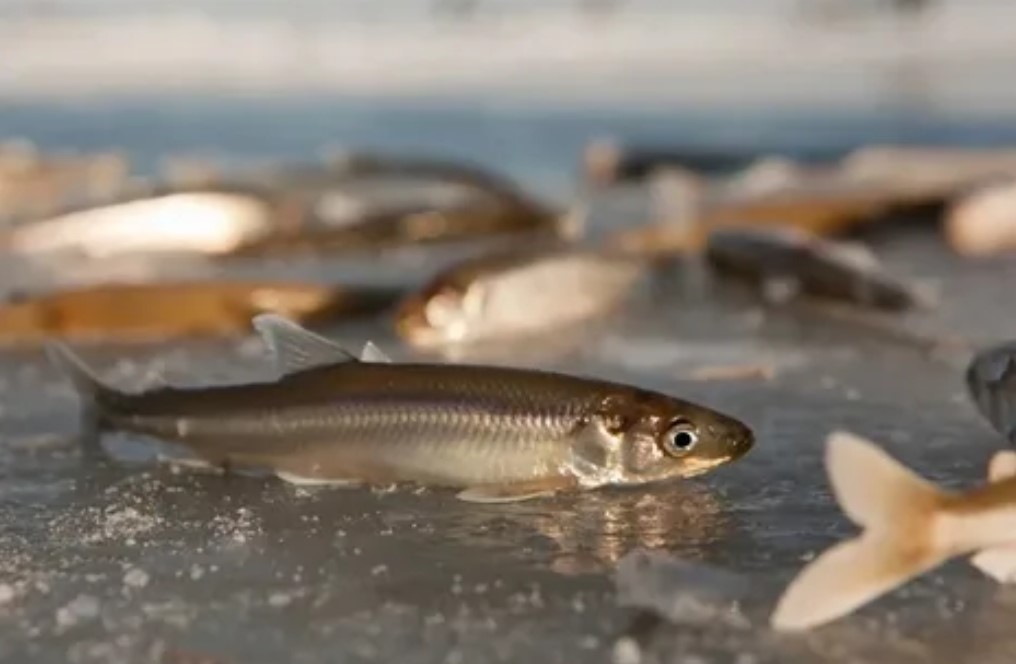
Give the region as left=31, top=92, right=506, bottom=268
left=0, top=185, right=284, bottom=258
left=965, top=341, right=1016, bottom=445
left=945, top=181, right=1016, bottom=257
left=581, top=138, right=843, bottom=187
left=771, top=430, right=1016, bottom=632
left=231, top=151, right=567, bottom=254
left=603, top=163, right=947, bottom=259
left=395, top=247, right=646, bottom=347
left=231, top=196, right=562, bottom=257
left=704, top=227, right=924, bottom=311
left=0, top=281, right=401, bottom=346
left=46, top=314, right=754, bottom=502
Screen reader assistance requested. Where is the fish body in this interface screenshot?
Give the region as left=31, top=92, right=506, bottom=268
left=396, top=248, right=646, bottom=347
left=229, top=152, right=563, bottom=255
left=1, top=187, right=281, bottom=258
left=47, top=315, right=753, bottom=502
left=771, top=430, right=1016, bottom=632
left=705, top=227, right=920, bottom=310
left=0, top=281, right=400, bottom=346
left=233, top=197, right=559, bottom=257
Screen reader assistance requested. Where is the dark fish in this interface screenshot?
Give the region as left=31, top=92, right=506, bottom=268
left=704, top=227, right=922, bottom=311
left=47, top=315, right=753, bottom=502
left=0, top=281, right=400, bottom=346
left=231, top=197, right=561, bottom=257
left=223, top=153, right=567, bottom=255
left=966, top=341, right=1016, bottom=445
left=582, top=138, right=844, bottom=186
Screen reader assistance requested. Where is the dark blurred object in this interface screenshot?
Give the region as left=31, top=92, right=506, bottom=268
left=615, top=549, right=752, bottom=628
left=966, top=342, right=1016, bottom=446
left=0, top=280, right=401, bottom=346
left=582, top=137, right=843, bottom=187
left=704, top=227, right=924, bottom=311
left=233, top=151, right=567, bottom=255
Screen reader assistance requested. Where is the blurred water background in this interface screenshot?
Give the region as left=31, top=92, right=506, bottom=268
left=4, top=0, right=1016, bottom=200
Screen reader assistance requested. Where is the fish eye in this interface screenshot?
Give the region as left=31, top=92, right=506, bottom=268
left=662, top=420, right=699, bottom=457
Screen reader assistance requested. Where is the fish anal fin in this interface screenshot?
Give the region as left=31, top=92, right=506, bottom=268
left=275, top=470, right=363, bottom=488
left=251, top=314, right=357, bottom=375
left=157, top=454, right=225, bottom=475
left=971, top=546, right=1016, bottom=583
left=456, top=478, right=571, bottom=503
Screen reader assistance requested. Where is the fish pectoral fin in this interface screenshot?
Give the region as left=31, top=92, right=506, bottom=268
left=456, top=479, right=568, bottom=504
left=252, top=313, right=358, bottom=375
left=275, top=470, right=363, bottom=488
left=971, top=546, right=1016, bottom=583
left=360, top=341, right=392, bottom=363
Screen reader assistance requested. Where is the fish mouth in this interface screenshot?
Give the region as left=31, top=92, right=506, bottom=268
left=726, top=424, right=755, bottom=461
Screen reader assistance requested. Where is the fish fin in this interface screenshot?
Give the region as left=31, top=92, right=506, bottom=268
left=44, top=341, right=120, bottom=431
left=252, top=314, right=357, bottom=375
left=967, top=451, right=1016, bottom=582
left=456, top=479, right=568, bottom=503
left=360, top=341, right=392, bottom=363
left=770, top=431, right=948, bottom=631
left=971, top=546, right=1016, bottom=583
left=275, top=471, right=362, bottom=487
left=156, top=454, right=225, bottom=475
left=988, top=450, right=1016, bottom=482
left=825, top=430, right=941, bottom=529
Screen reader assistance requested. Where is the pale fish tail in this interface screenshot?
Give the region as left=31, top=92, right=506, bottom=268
left=770, top=430, right=951, bottom=631
left=970, top=450, right=1016, bottom=582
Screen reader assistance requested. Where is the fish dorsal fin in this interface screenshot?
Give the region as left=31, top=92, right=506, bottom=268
left=251, top=314, right=357, bottom=375
left=360, top=341, right=392, bottom=363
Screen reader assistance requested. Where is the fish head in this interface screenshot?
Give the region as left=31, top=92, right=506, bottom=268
left=395, top=279, right=487, bottom=347
left=600, top=391, right=754, bottom=483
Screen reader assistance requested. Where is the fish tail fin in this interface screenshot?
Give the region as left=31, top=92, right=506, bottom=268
left=771, top=430, right=950, bottom=631
left=45, top=342, right=119, bottom=433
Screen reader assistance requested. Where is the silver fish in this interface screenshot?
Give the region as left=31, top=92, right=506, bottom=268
left=395, top=248, right=646, bottom=347
left=47, top=315, right=753, bottom=503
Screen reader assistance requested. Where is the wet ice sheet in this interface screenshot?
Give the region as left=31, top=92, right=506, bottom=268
left=2, top=219, right=1016, bottom=663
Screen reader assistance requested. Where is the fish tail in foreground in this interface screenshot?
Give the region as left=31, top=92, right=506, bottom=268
left=44, top=341, right=122, bottom=433
left=770, top=430, right=951, bottom=632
